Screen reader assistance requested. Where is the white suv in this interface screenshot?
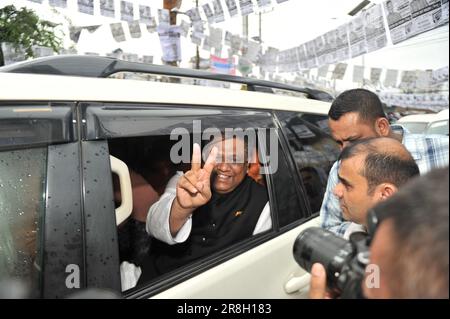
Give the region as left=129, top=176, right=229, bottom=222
left=0, top=55, right=338, bottom=298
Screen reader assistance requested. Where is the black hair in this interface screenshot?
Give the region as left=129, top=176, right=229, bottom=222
left=339, top=138, right=420, bottom=194
left=372, top=166, right=449, bottom=298
left=328, top=89, right=387, bottom=123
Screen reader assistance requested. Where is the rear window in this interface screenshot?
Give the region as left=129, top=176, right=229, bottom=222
left=0, top=147, right=46, bottom=297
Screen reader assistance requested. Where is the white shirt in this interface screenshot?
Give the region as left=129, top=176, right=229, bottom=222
left=146, top=171, right=272, bottom=244
left=121, top=172, right=272, bottom=291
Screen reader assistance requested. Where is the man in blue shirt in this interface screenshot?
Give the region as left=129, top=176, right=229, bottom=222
left=321, top=88, right=448, bottom=236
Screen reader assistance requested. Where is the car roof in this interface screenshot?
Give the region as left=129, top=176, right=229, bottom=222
left=0, top=72, right=331, bottom=115
left=397, top=113, right=437, bottom=123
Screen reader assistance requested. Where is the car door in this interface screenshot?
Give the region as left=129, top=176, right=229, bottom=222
left=81, top=102, right=337, bottom=298
left=146, top=112, right=338, bottom=299
left=0, top=101, right=85, bottom=298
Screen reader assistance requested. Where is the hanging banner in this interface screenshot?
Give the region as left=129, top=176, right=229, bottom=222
left=257, top=0, right=273, bottom=8
left=180, top=20, right=190, bottom=37
left=323, top=30, right=338, bottom=65
left=313, top=35, right=326, bottom=66
left=146, top=17, right=157, bottom=33
left=213, top=0, right=225, bottom=23
left=139, top=5, right=152, bottom=25
left=442, top=0, right=449, bottom=23
left=353, top=65, right=365, bottom=83
left=239, top=0, right=254, bottom=16
left=111, top=22, right=126, bottom=42
left=203, top=36, right=211, bottom=51
left=334, top=24, right=350, bottom=63
left=49, top=0, right=67, bottom=8
left=348, top=16, right=368, bottom=58
left=203, top=3, right=216, bottom=24
left=409, top=0, right=447, bottom=36
left=383, top=0, right=414, bottom=44
left=363, top=4, right=388, bottom=53
left=332, top=63, right=348, bottom=80
left=158, top=25, right=182, bottom=62
left=209, top=27, right=223, bottom=50
left=186, top=7, right=202, bottom=22
left=318, top=65, right=329, bottom=78
left=78, top=0, right=94, bottom=15
left=304, top=40, right=317, bottom=69
left=370, top=67, right=382, bottom=83
left=225, top=0, right=239, bottom=17
left=100, top=0, right=115, bottom=18
left=121, top=1, right=134, bottom=22
left=158, top=9, right=170, bottom=27
left=384, top=69, right=399, bottom=87
left=128, top=21, right=141, bottom=38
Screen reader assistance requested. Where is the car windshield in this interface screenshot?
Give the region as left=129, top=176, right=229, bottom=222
left=426, top=120, right=449, bottom=135
left=400, top=122, right=428, bottom=134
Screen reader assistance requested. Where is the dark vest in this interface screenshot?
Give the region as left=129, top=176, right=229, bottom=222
left=139, top=176, right=268, bottom=283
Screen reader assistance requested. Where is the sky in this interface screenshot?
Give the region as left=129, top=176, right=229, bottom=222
left=3, top=0, right=449, bottom=87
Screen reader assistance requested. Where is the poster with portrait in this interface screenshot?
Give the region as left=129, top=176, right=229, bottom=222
left=186, top=7, right=202, bottom=22
left=121, top=1, right=134, bottom=22
left=442, top=0, right=449, bottom=23
left=322, top=30, right=338, bottom=65
left=202, top=36, right=211, bottom=51
left=384, top=69, right=399, bottom=87
left=304, top=41, right=317, bottom=69
left=363, top=4, right=387, bottom=53
left=213, top=0, right=225, bottom=23
left=256, top=0, right=272, bottom=8
left=158, top=25, right=182, bottom=62
left=408, top=0, right=446, bottom=38
left=49, top=0, right=67, bottom=8
left=313, top=35, right=326, bottom=67
left=383, top=0, right=413, bottom=44
left=239, top=0, right=254, bottom=16
left=370, top=67, right=382, bottom=83
left=348, top=16, right=367, bottom=58
left=128, top=21, right=141, bottom=38
left=180, top=20, right=190, bottom=37
left=142, top=55, right=153, bottom=64
left=78, top=0, right=94, bottom=15
left=203, top=3, right=216, bottom=24
left=318, top=65, right=329, bottom=78
left=146, top=17, right=157, bottom=33
left=100, top=0, right=115, bottom=18
left=139, top=5, right=152, bottom=25
left=332, top=63, right=348, bottom=80
left=209, top=27, right=223, bottom=50
left=110, top=22, right=126, bottom=42
left=296, top=45, right=307, bottom=69
left=353, top=65, right=365, bottom=83
left=225, top=0, right=239, bottom=17
left=224, top=31, right=232, bottom=46
left=158, top=9, right=170, bottom=27
left=334, top=24, right=350, bottom=63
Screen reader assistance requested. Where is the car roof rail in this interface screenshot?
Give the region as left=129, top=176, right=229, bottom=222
left=0, top=55, right=334, bottom=102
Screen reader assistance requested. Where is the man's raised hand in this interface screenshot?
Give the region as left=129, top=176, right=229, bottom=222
left=176, top=143, right=218, bottom=211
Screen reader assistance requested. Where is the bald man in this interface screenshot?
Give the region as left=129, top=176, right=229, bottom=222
left=332, top=137, right=420, bottom=239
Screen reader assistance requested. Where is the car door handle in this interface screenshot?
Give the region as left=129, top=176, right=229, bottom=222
left=284, top=273, right=311, bottom=294
left=110, top=155, right=133, bottom=225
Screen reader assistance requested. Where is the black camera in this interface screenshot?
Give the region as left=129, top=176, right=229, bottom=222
left=293, top=227, right=371, bottom=299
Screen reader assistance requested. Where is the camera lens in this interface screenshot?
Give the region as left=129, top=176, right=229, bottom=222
left=293, top=227, right=353, bottom=290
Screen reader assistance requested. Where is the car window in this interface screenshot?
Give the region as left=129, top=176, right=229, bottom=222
left=399, top=122, right=428, bottom=134
left=85, top=104, right=278, bottom=293
left=275, top=111, right=340, bottom=214
left=0, top=147, right=46, bottom=296
left=426, top=120, right=449, bottom=135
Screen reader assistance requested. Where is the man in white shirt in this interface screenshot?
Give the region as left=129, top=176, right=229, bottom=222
left=138, top=137, right=271, bottom=283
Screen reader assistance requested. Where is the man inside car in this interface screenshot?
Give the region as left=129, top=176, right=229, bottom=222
left=138, top=136, right=271, bottom=283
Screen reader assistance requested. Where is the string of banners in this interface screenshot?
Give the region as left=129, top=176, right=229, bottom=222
left=274, top=0, right=449, bottom=73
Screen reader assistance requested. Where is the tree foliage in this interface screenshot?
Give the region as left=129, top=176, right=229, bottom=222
left=0, top=5, right=62, bottom=66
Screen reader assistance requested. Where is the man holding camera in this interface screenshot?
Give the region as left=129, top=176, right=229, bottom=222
left=308, top=167, right=449, bottom=299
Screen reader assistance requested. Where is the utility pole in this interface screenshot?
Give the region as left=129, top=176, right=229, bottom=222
left=195, top=0, right=200, bottom=70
